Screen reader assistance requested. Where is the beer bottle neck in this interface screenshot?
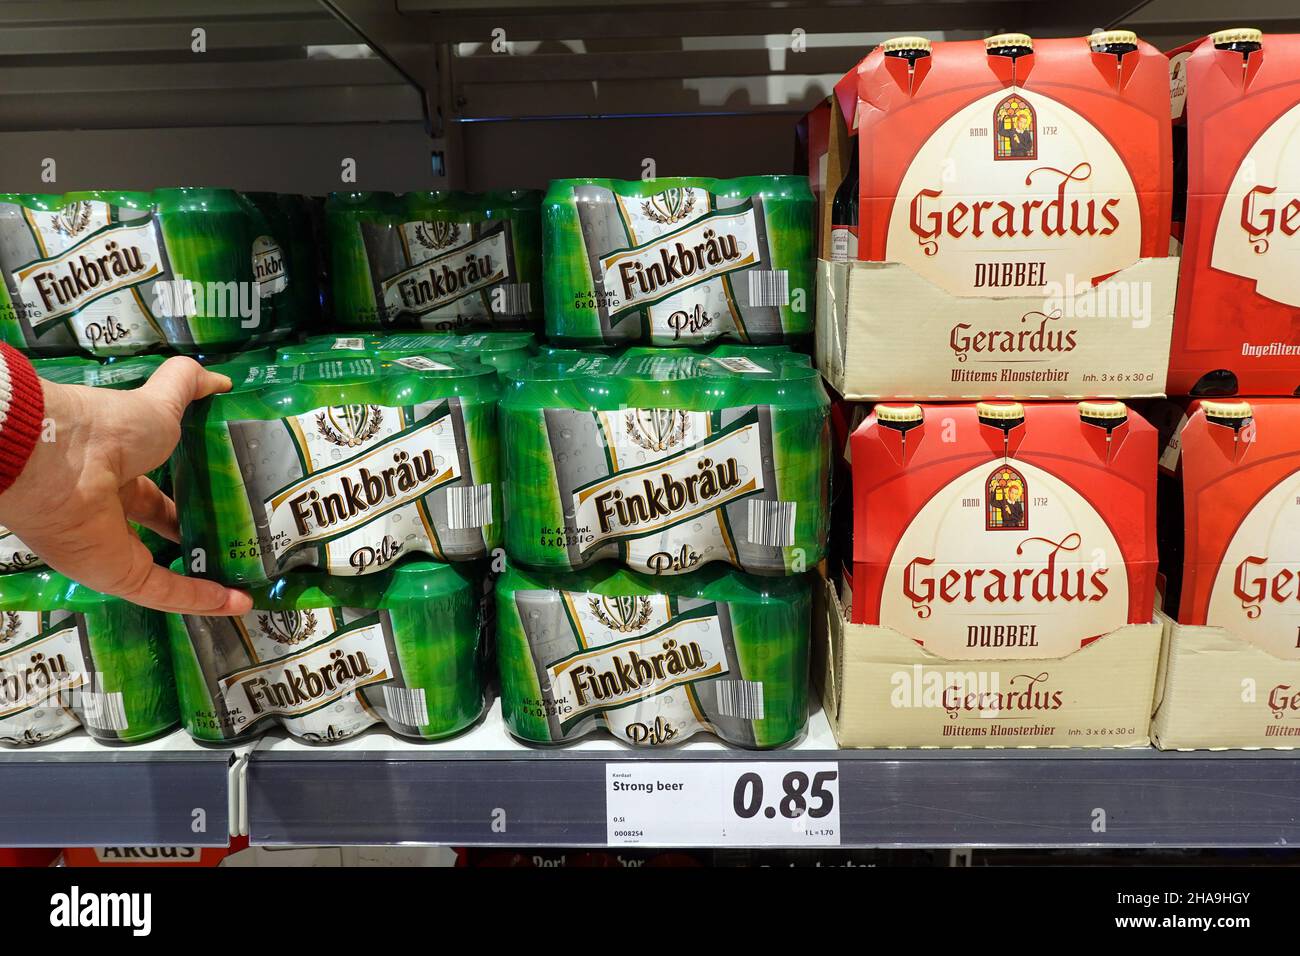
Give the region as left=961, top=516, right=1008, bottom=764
left=884, top=49, right=930, bottom=65
left=1215, top=40, right=1261, bottom=57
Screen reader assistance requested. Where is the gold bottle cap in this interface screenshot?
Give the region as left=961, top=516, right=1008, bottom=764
left=875, top=403, right=924, bottom=424
left=985, top=33, right=1033, bottom=51
left=883, top=36, right=933, bottom=54
left=1210, top=27, right=1263, bottom=46
left=977, top=401, right=1025, bottom=420
left=1090, top=30, right=1139, bottom=49
left=1202, top=399, right=1253, bottom=420
left=1078, top=400, right=1129, bottom=420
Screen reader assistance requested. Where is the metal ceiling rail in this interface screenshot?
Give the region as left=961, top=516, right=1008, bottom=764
left=453, top=47, right=869, bottom=84
left=0, top=0, right=422, bottom=131
left=424, top=1, right=1025, bottom=42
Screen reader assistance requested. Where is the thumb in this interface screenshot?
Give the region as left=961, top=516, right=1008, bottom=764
left=143, top=356, right=232, bottom=420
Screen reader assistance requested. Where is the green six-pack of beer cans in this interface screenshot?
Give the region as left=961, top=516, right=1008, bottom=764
left=494, top=345, right=825, bottom=748
left=6, top=174, right=821, bottom=750
left=0, top=189, right=318, bottom=357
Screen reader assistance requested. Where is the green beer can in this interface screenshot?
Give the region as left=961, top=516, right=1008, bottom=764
left=29, top=354, right=100, bottom=376
left=184, top=345, right=277, bottom=374
left=151, top=187, right=270, bottom=351
left=279, top=331, right=538, bottom=376
left=0, top=569, right=177, bottom=746
left=245, top=191, right=314, bottom=344
left=543, top=176, right=814, bottom=346
left=375, top=331, right=537, bottom=375
left=167, top=559, right=486, bottom=743
left=325, top=190, right=542, bottom=332
left=324, top=191, right=399, bottom=330
left=500, top=351, right=829, bottom=576
left=618, top=344, right=811, bottom=367
left=175, top=354, right=502, bottom=586
left=274, top=332, right=373, bottom=363
left=496, top=562, right=810, bottom=748
left=34, top=352, right=164, bottom=384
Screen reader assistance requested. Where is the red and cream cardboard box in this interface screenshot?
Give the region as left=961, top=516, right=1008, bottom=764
left=818, top=581, right=1163, bottom=748
left=817, top=400, right=1162, bottom=748
left=1152, top=399, right=1300, bottom=748
left=816, top=32, right=1178, bottom=400
left=851, top=401, right=1158, bottom=643
left=1167, top=32, right=1300, bottom=397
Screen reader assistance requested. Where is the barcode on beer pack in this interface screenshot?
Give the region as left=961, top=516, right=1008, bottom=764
left=494, top=282, right=533, bottom=315
left=394, top=355, right=454, bottom=372
left=447, top=483, right=493, bottom=530
left=746, top=270, right=789, bottom=307
left=747, top=499, right=796, bottom=548
left=82, top=689, right=128, bottom=732
left=714, top=679, right=765, bottom=721
left=332, top=338, right=366, bottom=350
left=382, top=685, right=429, bottom=727
left=712, top=357, right=767, bottom=374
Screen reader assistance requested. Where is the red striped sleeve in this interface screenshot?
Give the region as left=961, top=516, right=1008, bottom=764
left=0, top=344, right=45, bottom=496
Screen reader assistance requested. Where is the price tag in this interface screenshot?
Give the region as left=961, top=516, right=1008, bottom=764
left=606, top=762, right=841, bottom=847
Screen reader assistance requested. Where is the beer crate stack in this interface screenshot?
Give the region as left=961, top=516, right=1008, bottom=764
left=0, top=186, right=549, bottom=749
left=0, top=188, right=376, bottom=749
left=812, top=31, right=1176, bottom=748
left=487, top=177, right=830, bottom=748
left=0, top=187, right=514, bottom=748
left=0, top=167, right=839, bottom=751
left=171, top=174, right=835, bottom=750
left=1148, top=29, right=1300, bottom=750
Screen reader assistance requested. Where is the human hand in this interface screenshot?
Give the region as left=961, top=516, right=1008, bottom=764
left=0, top=357, right=252, bottom=616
